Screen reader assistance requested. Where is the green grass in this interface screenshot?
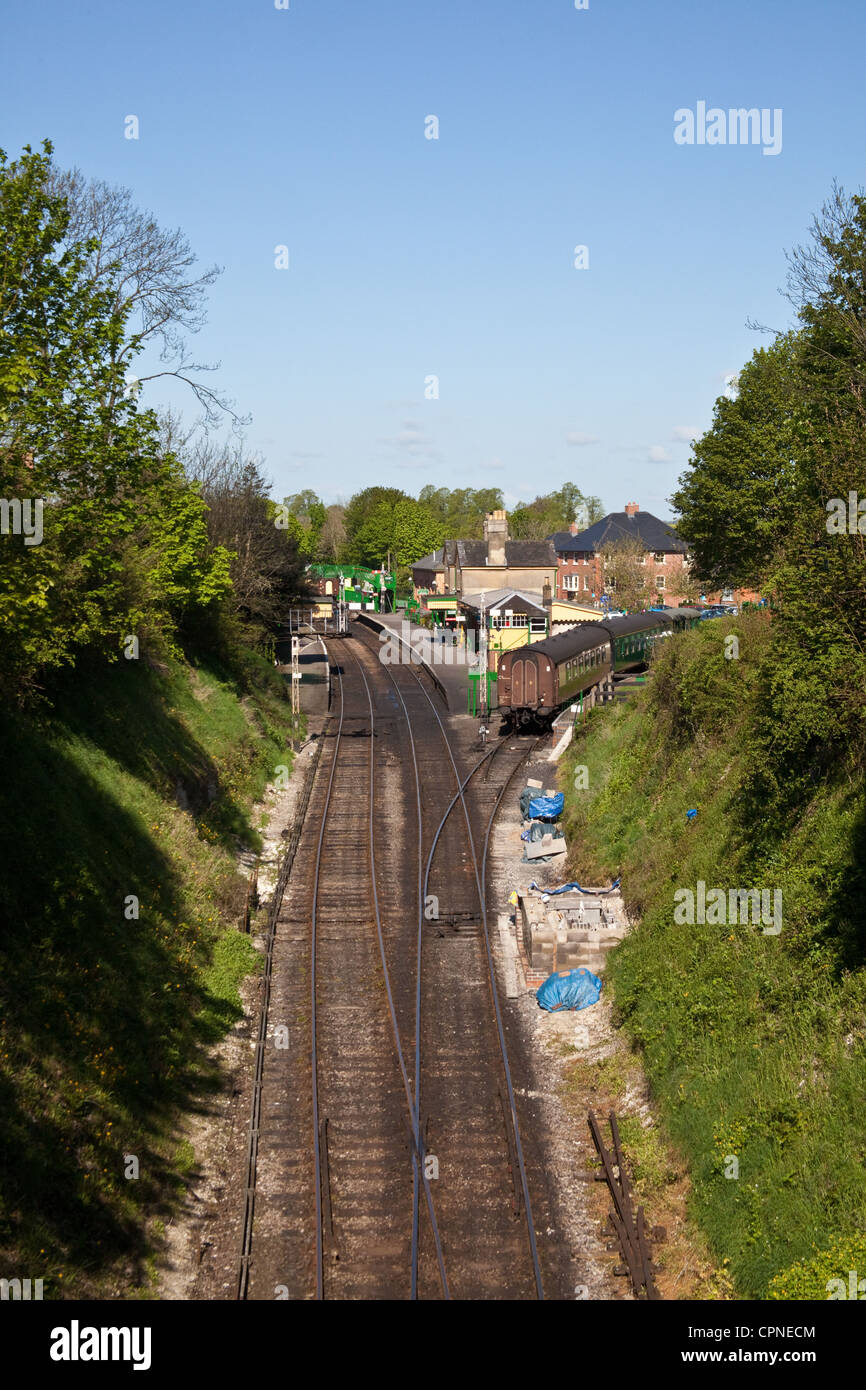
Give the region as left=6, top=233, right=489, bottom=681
left=561, top=615, right=866, bottom=1299
left=0, top=648, right=295, bottom=1297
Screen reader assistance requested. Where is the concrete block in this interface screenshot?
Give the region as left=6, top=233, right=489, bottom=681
left=525, top=836, right=567, bottom=861
left=557, top=950, right=583, bottom=971
left=579, top=908, right=602, bottom=925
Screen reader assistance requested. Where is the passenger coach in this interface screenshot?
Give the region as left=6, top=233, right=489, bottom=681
left=497, top=608, right=700, bottom=726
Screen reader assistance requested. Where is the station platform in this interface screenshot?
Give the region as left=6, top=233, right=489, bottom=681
left=353, top=612, right=476, bottom=715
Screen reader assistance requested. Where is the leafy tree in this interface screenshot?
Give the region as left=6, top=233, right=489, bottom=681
left=509, top=482, right=599, bottom=539
left=343, top=489, right=444, bottom=569
left=344, top=486, right=407, bottom=537
left=278, top=490, right=326, bottom=560
left=391, top=498, right=444, bottom=566
left=186, top=439, right=307, bottom=632
left=416, top=484, right=504, bottom=538
left=602, top=535, right=654, bottom=612
left=674, top=181, right=866, bottom=794
left=284, top=489, right=322, bottom=520
left=0, top=143, right=233, bottom=697
left=318, top=504, right=347, bottom=561
left=349, top=500, right=396, bottom=567
left=671, top=334, right=802, bottom=590
left=785, top=182, right=866, bottom=401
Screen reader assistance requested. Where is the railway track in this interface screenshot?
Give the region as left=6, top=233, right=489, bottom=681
left=366, top=642, right=544, bottom=1299
left=236, top=625, right=555, bottom=1298
left=589, top=1110, right=661, bottom=1300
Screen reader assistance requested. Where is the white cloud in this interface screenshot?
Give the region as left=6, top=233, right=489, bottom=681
left=378, top=419, right=437, bottom=457
left=478, top=457, right=505, bottom=471
left=648, top=445, right=670, bottom=463
left=671, top=426, right=698, bottom=443
left=566, top=431, right=599, bottom=447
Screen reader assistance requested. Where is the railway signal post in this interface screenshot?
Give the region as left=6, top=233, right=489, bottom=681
left=291, top=636, right=301, bottom=748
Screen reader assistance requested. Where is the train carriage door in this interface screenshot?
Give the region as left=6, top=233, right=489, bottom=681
left=513, top=657, right=525, bottom=706
left=524, top=655, right=537, bottom=705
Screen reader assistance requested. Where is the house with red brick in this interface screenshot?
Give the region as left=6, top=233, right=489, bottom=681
left=551, top=502, right=694, bottom=605
left=551, top=502, right=761, bottom=608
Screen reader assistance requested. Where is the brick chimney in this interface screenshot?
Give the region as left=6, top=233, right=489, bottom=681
left=569, top=520, right=579, bottom=535
left=483, top=509, right=508, bottom=566
left=624, top=502, right=639, bottom=517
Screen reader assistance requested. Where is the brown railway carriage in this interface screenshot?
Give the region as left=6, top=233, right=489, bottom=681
left=497, top=609, right=700, bottom=725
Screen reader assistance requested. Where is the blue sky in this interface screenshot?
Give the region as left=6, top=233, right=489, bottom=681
left=4, top=0, right=865, bottom=519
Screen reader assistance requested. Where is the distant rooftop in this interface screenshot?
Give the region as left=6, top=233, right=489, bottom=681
left=461, top=586, right=546, bottom=611
left=553, top=505, right=689, bottom=555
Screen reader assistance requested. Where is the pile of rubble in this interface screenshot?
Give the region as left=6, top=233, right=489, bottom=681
left=516, top=888, right=627, bottom=981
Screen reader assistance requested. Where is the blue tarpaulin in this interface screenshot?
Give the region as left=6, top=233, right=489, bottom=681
left=528, top=793, right=564, bottom=820
left=536, top=968, right=603, bottom=1012
left=529, top=878, right=621, bottom=896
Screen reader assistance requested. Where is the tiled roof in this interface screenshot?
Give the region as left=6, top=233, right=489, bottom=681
left=461, top=587, right=546, bottom=612
left=553, top=511, right=689, bottom=555
left=411, top=547, right=445, bottom=571
left=456, top=539, right=557, bottom=566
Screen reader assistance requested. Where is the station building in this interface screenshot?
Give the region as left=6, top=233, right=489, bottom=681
left=411, top=511, right=559, bottom=631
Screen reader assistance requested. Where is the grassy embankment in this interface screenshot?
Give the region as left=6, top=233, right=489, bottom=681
left=0, top=648, right=297, bottom=1296
left=560, top=612, right=866, bottom=1299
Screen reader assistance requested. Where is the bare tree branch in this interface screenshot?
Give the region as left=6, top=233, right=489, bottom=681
left=45, top=165, right=243, bottom=420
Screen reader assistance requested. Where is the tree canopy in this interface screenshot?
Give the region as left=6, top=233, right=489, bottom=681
left=0, top=142, right=301, bottom=700
left=672, top=181, right=866, bottom=779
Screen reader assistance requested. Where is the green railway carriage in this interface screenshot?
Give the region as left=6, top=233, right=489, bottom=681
left=498, top=607, right=700, bottom=725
